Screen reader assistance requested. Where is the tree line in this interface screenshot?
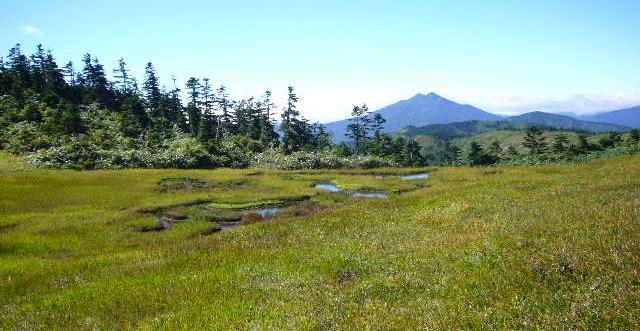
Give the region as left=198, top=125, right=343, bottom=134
left=441, top=126, right=640, bottom=166
left=0, top=44, right=428, bottom=169
left=2, top=43, right=635, bottom=169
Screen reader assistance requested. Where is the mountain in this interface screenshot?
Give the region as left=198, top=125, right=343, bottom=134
left=398, top=120, right=532, bottom=141
left=505, top=111, right=630, bottom=133
left=578, top=106, right=640, bottom=128
left=323, top=92, right=502, bottom=142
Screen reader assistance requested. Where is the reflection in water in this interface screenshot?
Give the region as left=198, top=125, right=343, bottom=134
left=251, top=207, right=281, bottom=218
left=400, top=173, right=430, bottom=180
left=352, top=192, right=388, bottom=199
left=314, top=183, right=342, bottom=192
left=315, top=183, right=388, bottom=199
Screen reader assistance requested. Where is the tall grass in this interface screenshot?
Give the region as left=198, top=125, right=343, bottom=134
left=1, top=152, right=639, bottom=329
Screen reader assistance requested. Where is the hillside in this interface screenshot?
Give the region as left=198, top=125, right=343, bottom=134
left=398, top=120, right=531, bottom=141
left=579, top=106, right=640, bottom=128
left=450, top=130, right=609, bottom=153
left=324, top=93, right=501, bottom=142
left=506, top=111, right=630, bottom=133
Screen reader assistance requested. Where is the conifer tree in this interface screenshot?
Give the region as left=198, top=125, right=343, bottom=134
left=628, top=129, right=640, bottom=144
left=112, top=58, right=131, bottom=92
left=345, top=104, right=371, bottom=155
left=551, top=133, right=570, bottom=153
left=281, top=86, right=302, bottom=154
left=522, top=126, right=547, bottom=155
left=143, top=62, right=161, bottom=117
left=185, top=77, right=201, bottom=136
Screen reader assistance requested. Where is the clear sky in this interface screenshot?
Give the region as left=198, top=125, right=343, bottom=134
left=2, top=0, right=639, bottom=121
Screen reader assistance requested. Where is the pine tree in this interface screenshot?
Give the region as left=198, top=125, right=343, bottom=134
left=7, top=44, right=32, bottom=99
left=167, top=76, right=187, bottom=131
left=311, top=123, right=332, bottom=150
left=143, top=62, right=161, bottom=117
left=442, top=142, right=462, bottom=165
left=345, top=104, right=371, bottom=155
left=402, top=139, right=423, bottom=166
left=551, top=133, right=570, bottom=153
left=281, top=86, right=301, bottom=154
left=572, top=134, right=591, bottom=155
left=258, top=90, right=278, bottom=147
left=30, top=44, right=47, bottom=93
left=522, top=126, right=547, bottom=155
left=488, top=140, right=502, bottom=157
left=80, top=54, right=112, bottom=106
left=62, top=61, right=76, bottom=86
left=185, top=77, right=201, bottom=136
left=216, top=85, right=233, bottom=137
left=506, top=146, right=520, bottom=158
left=112, top=58, right=131, bottom=92
left=628, top=129, right=640, bottom=144
left=42, top=50, right=66, bottom=96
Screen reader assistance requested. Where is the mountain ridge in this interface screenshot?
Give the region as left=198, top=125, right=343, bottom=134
left=578, top=106, right=640, bottom=128
left=322, top=93, right=634, bottom=142
left=323, top=92, right=502, bottom=142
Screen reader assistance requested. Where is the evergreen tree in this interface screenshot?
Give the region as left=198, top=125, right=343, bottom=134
left=572, top=134, right=592, bottom=155
left=311, top=123, right=332, bottom=150
left=402, top=139, right=423, bottom=166
left=62, top=61, right=76, bottom=86
left=167, top=76, right=187, bottom=131
left=30, top=44, right=47, bottom=93
left=468, top=141, right=497, bottom=166
left=628, top=129, right=640, bottom=144
left=345, top=104, right=371, bottom=155
left=143, top=62, right=161, bottom=117
left=185, top=77, right=201, bottom=136
left=599, top=131, right=622, bottom=148
left=7, top=44, right=31, bottom=99
left=80, top=54, right=112, bottom=106
left=506, top=146, right=520, bottom=158
left=522, top=126, right=547, bottom=155
left=216, top=85, right=234, bottom=137
left=442, top=142, right=462, bottom=165
left=258, top=90, right=278, bottom=147
left=551, top=133, right=570, bottom=153
left=42, top=50, right=66, bottom=96
left=112, top=58, right=131, bottom=92
left=488, top=140, right=502, bottom=157
left=281, top=86, right=311, bottom=154
left=119, top=94, right=147, bottom=137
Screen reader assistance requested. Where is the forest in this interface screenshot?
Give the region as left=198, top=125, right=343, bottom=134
left=0, top=44, right=427, bottom=169
left=1, top=44, right=638, bottom=170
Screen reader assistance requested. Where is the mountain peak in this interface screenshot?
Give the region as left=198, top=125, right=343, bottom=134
left=412, top=92, right=444, bottom=100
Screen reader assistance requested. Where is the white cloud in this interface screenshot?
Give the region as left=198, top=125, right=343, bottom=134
left=476, top=92, right=640, bottom=116
left=22, top=24, right=43, bottom=36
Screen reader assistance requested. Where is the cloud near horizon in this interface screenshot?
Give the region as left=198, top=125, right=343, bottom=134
left=21, top=24, right=43, bottom=36
left=476, top=92, right=640, bottom=116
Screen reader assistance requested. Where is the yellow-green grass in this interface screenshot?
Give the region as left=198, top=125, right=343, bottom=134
left=1, top=151, right=639, bottom=329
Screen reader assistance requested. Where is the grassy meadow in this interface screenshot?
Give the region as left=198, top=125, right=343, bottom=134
left=1, top=151, right=639, bottom=329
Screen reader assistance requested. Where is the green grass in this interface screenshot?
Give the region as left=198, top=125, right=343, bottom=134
left=1, top=151, right=639, bottom=329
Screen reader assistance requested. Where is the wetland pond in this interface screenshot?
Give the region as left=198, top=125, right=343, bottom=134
left=149, top=172, right=429, bottom=234
left=314, top=183, right=388, bottom=199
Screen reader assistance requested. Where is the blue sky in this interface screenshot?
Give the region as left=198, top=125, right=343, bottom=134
left=2, top=0, right=639, bottom=121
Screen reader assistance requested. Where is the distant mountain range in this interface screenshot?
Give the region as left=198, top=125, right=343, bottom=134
left=323, top=93, right=501, bottom=142
left=323, top=93, right=637, bottom=141
left=578, top=106, right=640, bottom=128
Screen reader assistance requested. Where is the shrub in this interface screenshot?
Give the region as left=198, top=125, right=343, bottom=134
left=250, top=149, right=396, bottom=170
